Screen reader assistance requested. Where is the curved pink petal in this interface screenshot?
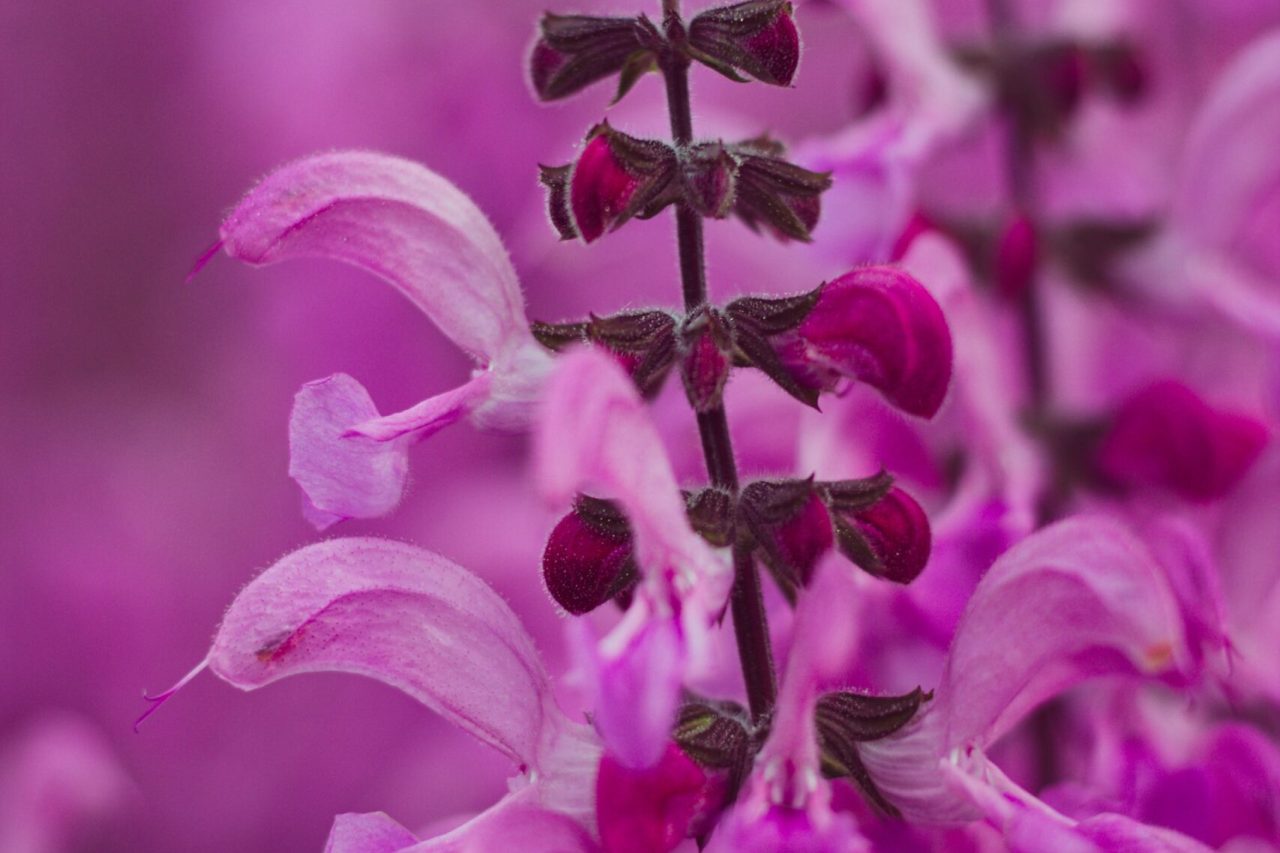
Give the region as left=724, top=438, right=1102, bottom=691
left=939, top=516, right=1188, bottom=750
left=860, top=517, right=1190, bottom=823
left=208, top=538, right=554, bottom=771
left=535, top=347, right=728, bottom=600
left=219, top=150, right=527, bottom=360
left=346, top=373, right=493, bottom=443
left=406, top=797, right=598, bottom=853
left=325, top=812, right=419, bottom=853
left=288, top=374, right=410, bottom=530
left=573, top=607, right=685, bottom=769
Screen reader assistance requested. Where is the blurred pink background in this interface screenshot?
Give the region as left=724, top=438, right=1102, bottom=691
left=1, top=1, right=870, bottom=849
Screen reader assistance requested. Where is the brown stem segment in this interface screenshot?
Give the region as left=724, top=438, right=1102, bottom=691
left=663, top=0, right=777, bottom=721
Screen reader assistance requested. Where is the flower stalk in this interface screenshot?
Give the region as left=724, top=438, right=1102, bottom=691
left=662, top=0, right=777, bottom=722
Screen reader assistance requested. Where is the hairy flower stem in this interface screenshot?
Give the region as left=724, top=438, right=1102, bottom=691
left=662, top=0, right=778, bottom=723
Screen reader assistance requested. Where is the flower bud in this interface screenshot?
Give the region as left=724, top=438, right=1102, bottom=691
left=739, top=478, right=835, bottom=591
left=831, top=487, right=931, bottom=584
left=529, top=13, right=660, bottom=103
left=773, top=267, right=953, bottom=418
left=1095, top=381, right=1268, bottom=502
left=542, top=497, right=636, bottom=614
left=995, top=213, right=1038, bottom=301
left=543, top=124, right=680, bottom=243
left=679, top=308, right=734, bottom=412
left=687, top=0, right=801, bottom=86
left=683, top=142, right=738, bottom=219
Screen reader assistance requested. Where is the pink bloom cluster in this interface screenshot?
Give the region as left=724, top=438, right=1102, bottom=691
left=133, top=0, right=1280, bottom=851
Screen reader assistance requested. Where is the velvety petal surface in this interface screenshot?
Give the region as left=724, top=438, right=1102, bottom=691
left=219, top=150, right=527, bottom=360
left=325, top=812, right=419, bottom=853
left=289, top=374, right=410, bottom=529
left=208, top=538, right=554, bottom=770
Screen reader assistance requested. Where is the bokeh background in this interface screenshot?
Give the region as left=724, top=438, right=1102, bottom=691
left=1, top=1, right=867, bottom=849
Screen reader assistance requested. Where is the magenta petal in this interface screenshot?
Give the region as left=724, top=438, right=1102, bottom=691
left=289, top=374, right=409, bottom=529
left=569, top=135, right=638, bottom=244
left=597, top=744, right=712, bottom=853
left=209, top=538, right=553, bottom=770
left=576, top=611, right=685, bottom=768
left=324, top=812, right=418, bottom=853
left=219, top=150, right=527, bottom=360
left=791, top=266, right=953, bottom=418
left=1096, top=381, right=1268, bottom=501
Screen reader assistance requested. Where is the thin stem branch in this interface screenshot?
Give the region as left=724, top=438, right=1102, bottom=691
left=661, top=2, right=777, bottom=721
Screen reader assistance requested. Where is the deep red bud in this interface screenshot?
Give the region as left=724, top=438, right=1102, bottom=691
left=542, top=507, right=635, bottom=614
left=680, top=309, right=734, bottom=412
left=530, top=40, right=570, bottom=98
left=995, top=214, right=1038, bottom=301
left=740, top=5, right=800, bottom=85
left=571, top=134, right=641, bottom=243
left=778, top=267, right=953, bottom=418
left=1095, top=382, right=1268, bottom=502
left=842, top=487, right=931, bottom=584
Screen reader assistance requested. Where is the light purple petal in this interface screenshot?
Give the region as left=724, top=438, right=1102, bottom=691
left=209, top=538, right=553, bottom=770
left=325, top=812, right=419, bottom=853
left=535, top=347, right=729, bottom=603
left=406, top=793, right=598, bottom=853
left=938, top=516, right=1189, bottom=750
left=346, top=373, right=492, bottom=443
left=288, top=374, right=410, bottom=529
left=220, top=150, right=527, bottom=360
left=573, top=606, right=685, bottom=769
left=860, top=517, right=1190, bottom=823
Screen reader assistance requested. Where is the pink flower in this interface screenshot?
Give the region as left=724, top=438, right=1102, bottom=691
left=706, top=562, right=869, bottom=852
left=857, top=516, right=1197, bottom=840
left=215, top=151, right=553, bottom=528
left=147, top=538, right=601, bottom=851
left=535, top=347, right=732, bottom=768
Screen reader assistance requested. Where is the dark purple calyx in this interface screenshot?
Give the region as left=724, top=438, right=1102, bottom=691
left=542, top=495, right=637, bottom=615
left=727, top=135, right=831, bottom=241
left=532, top=309, right=678, bottom=398
left=814, top=686, right=931, bottom=817
left=686, top=0, right=801, bottom=87
left=530, top=13, right=662, bottom=103
left=673, top=697, right=753, bottom=808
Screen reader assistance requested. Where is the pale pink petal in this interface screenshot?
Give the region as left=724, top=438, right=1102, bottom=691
left=938, top=516, right=1189, bottom=750
left=288, top=374, right=409, bottom=529
left=574, top=607, right=685, bottom=769
left=220, top=150, right=527, bottom=360
left=406, top=793, right=597, bottom=853
left=325, top=812, right=419, bottom=853
left=535, top=347, right=729, bottom=601
left=209, top=538, right=553, bottom=770
left=860, top=517, right=1190, bottom=823
left=347, top=373, right=493, bottom=443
